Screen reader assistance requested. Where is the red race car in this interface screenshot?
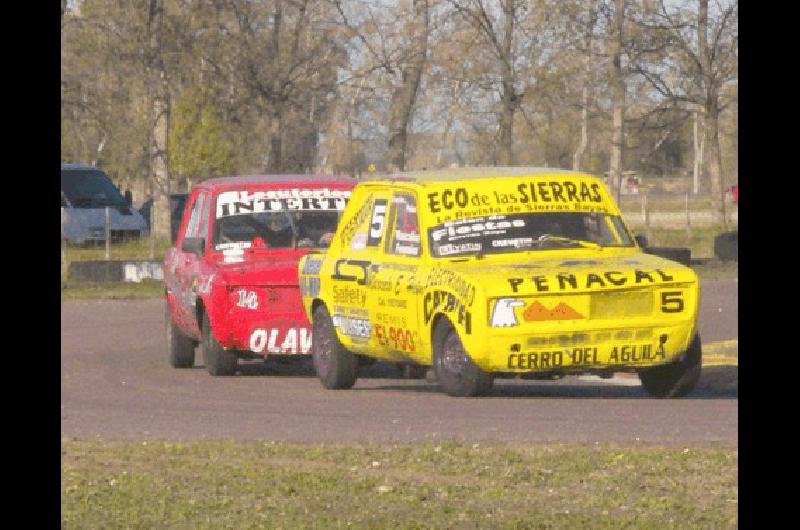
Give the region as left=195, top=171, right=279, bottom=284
left=164, top=175, right=355, bottom=375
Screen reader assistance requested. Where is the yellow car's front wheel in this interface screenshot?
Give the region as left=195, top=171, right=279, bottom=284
left=433, top=320, right=493, bottom=397
left=638, top=334, right=702, bottom=398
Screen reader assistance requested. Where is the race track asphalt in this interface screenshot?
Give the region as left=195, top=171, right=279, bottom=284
left=61, top=280, right=737, bottom=445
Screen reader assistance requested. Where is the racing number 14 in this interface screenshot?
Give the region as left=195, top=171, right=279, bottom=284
left=660, top=291, right=684, bottom=313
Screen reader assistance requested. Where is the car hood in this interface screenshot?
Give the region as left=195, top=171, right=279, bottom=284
left=434, top=250, right=697, bottom=299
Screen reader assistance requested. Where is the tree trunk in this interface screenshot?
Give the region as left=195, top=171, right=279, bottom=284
left=386, top=0, right=429, bottom=172
left=147, top=0, right=171, bottom=240
left=697, top=0, right=726, bottom=226
left=704, top=100, right=726, bottom=227
left=267, top=107, right=283, bottom=173
left=498, top=0, right=515, bottom=166
left=573, top=1, right=598, bottom=171
left=607, top=0, right=625, bottom=201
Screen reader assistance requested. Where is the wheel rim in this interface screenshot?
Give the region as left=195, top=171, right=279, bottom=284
left=440, top=330, right=468, bottom=378
left=314, top=314, right=334, bottom=375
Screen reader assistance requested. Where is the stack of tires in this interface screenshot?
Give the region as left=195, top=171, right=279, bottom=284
left=714, top=231, right=738, bottom=262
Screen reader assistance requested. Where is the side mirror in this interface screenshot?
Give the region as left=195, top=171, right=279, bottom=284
left=634, top=234, right=648, bottom=248
left=181, top=237, right=205, bottom=255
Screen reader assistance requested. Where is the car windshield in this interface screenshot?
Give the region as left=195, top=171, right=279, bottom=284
left=211, top=189, right=348, bottom=250
left=61, top=169, right=128, bottom=209
left=428, top=212, right=634, bottom=258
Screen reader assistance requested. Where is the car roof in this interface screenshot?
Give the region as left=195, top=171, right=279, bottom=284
left=61, top=163, right=103, bottom=172
left=364, top=166, right=597, bottom=186
left=197, top=174, right=356, bottom=190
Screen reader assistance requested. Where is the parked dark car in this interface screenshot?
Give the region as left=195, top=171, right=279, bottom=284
left=61, top=164, right=149, bottom=244
left=139, top=193, right=189, bottom=243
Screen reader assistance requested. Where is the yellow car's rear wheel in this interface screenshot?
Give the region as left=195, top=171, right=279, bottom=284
left=312, top=305, right=358, bottom=389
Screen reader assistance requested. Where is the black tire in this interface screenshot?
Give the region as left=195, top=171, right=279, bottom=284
left=639, top=334, right=702, bottom=398
left=166, top=304, right=195, bottom=368
left=643, top=247, right=692, bottom=266
left=714, top=231, right=738, bottom=262
left=312, top=305, right=358, bottom=389
left=357, top=355, right=377, bottom=366
left=396, top=362, right=427, bottom=379
left=432, top=320, right=493, bottom=397
left=201, top=312, right=237, bottom=376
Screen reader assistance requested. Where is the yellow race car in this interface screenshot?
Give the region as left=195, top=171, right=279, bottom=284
left=298, top=167, right=701, bottom=397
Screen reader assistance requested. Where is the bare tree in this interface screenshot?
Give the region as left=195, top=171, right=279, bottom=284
left=147, top=0, right=171, bottom=239
left=572, top=0, right=599, bottom=171
left=446, top=0, right=525, bottom=166
left=386, top=0, right=430, bottom=172
left=632, top=0, right=738, bottom=223
left=607, top=0, right=625, bottom=200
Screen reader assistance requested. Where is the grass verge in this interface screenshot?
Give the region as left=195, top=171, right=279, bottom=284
left=62, top=440, right=738, bottom=529
left=62, top=238, right=172, bottom=263
left=61, top=280, right=164, bottom=300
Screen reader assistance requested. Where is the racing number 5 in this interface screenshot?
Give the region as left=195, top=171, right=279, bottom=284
left=660, top=291, right=684, bottom=313
left=367, top=199, right=388, bottom=247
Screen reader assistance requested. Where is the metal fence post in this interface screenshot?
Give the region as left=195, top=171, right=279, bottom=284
left=149, top=205, right=155, bottom=259
left=643, top=194, right=651, bottom=244
left=105, top=206, right=111, bottom=260
left=685, top=192, right=692, bottom=246
left=61, top=207, right=66, bottom=277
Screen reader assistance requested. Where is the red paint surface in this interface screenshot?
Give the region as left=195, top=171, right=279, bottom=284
left=164, top=176, right=354, bottom=356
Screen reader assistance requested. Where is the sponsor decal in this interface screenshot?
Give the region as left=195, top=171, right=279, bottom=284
left=250, top=328, right=312, bottom=354
left=490, top=298, right=525, bottom=327
left=426, top=180, right=610, bottom=220
left=332, top=315, right=371, bottom=339
left=492, top=238, right=534, bottom=249
left=506, top=269, right=675, bottom=293
left=340, top=194, right=375, bottom=248
left=439, top=243, right=482, bottom=256
left=425, top=268, right=476, bottom=306
left=301, top=256, right=324, bottom=275
left=331, top=259, right=372, bottom=285
left=423, top=290, right=473, bottom=334
left=216, top=189, right=350, bottom=217
left=332, top=306, right=368, bottom=318
left=373, top=324, right=415, bottom=352
left=374, top=312, right=407, bottom=327
left=196, top=274, right=214, bottom=295
left=608, top=343, right=665, bottom=363
left=350, top=232, right=367, bottom=250
left=522, top=301, right=585, bottom=321
left=506, top=340, right=668, bottom=369
left=332, top=284, right=367, bottom=306
left=300, top=276, right=320, bottom=298
left=431, top=216, right=526, bottom=243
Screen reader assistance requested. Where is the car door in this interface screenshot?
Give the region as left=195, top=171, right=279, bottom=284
left=368, top=191, right=425, bottom=363
left=172, top=190, right=210, bottom=334
left=326, top=187, right=391, bottom=354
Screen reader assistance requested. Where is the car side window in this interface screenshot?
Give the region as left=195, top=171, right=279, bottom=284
left=385, top=193, right=421, bottom=257
left=184, top=194, right=205, bottom=239
left=338, top=191, right=389, bottom=254
left=197, top=193, right=211, bottom=243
